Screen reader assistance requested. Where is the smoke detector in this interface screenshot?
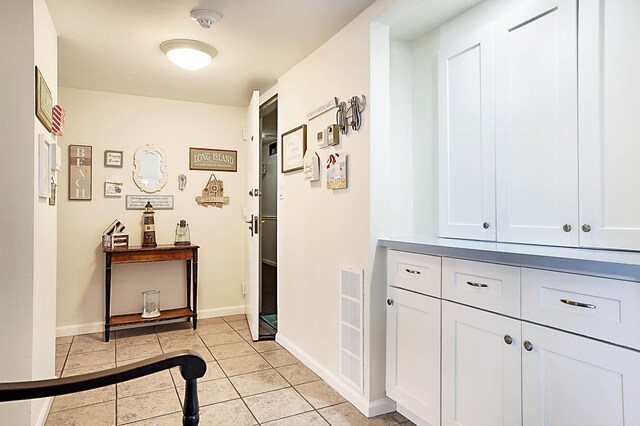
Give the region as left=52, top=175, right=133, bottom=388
left=190, top=9, right=222, bottom=29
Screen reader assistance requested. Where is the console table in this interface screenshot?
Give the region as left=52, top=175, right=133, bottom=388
left=103, top=244, right=199, bottom=342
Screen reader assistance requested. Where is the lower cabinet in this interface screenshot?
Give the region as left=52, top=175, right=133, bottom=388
left=386, top=286, right=441, bottom=426
left=441, top=301, right=522, bottom=426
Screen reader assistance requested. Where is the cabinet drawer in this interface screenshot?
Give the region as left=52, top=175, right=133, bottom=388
left=387, top=250, right=441, bottom=297
left=522, top=268, right=640, bottom=350
left=442, top=258, right=520, bottom=317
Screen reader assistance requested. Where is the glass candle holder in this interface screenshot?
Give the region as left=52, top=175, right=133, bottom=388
left=141, top=290, right=160, bottom=318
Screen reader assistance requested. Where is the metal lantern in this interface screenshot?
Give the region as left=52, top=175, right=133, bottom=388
left=174, top=220, right=191, bottom=245
left=141, top=290, right=160, bottom=318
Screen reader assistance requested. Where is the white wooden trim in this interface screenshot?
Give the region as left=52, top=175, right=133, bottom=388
left=34, top=396, right=53, bottom=426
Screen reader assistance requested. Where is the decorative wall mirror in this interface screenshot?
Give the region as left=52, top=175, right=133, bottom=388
left=133, top=144, right=168, bottom=193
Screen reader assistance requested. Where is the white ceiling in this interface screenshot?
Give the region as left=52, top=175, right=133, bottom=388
left=46, top=0, right=376, bottom=106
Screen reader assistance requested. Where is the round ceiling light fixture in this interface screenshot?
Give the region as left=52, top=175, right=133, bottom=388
left=160, top=39, right=218, bottom=70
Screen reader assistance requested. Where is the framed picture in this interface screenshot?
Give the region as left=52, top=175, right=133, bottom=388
left=35, top=67, right=53, bottom=132
left=189, top=147, right=237, bottom=172
left=69, top=145, right=92, bottom=200
left=104, top=181, right=123, bottom=197
left=281, top=124, right=307, bottom=173
left=104, top=150, right=123, bottom=168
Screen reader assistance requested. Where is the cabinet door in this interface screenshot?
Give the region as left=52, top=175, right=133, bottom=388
left=522, top=322, right=640, bottom=426
left=495, top=0, right=578, bottom=246
left=441, top=301, right=521, bottom=426
left=386, top=287, right=440, bottom=426
left=438, top=25, right=496, bottom=241
left=579, top=0, right=640, bottom=250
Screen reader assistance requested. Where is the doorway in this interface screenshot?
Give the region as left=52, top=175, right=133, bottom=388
left=258, top=95, right=278, bottom=338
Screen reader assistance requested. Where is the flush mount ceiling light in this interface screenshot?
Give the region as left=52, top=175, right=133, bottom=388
left=160, top=39, right=218, bottom=70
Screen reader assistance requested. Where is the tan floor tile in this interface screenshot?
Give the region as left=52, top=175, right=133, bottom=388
left=218, top=353, right=271, bottom=377
left=262, top=411, right=330, bottom=425
left=208, top=341, right=256, bottom=360
left=69, top=339, right=115, bottom=355
left=45, top=400, right=115, bottom=426
left=55, top=356, right=66, bottom=372
left=200, top=330, right=244, bottom=347
left=124, top=411, right=183, bottom=425
left=250, top=340, right=282, bottom=353
left=117, top=388, right=181, bottom=424
left=227, top=319, right=249, bottom=331
left=170, top=360, right=224, bottom=384
left=62, top=362, right=116, bottom=377
left=223, top=314, right=247, bottom=322
left=116, top=341, right=162, bottom=362
left=229, top=369, right=289, bottom=397
left=160, top=335, right=205, bottom=352
left=155, top=321, right=192, bottom=333
left=295, top=380, right=346, bottom=409
left=196, top=321, right=234, bottom=336
left=50, top=385, right=115, bottom=413
left=156, top=328, right=198, bottom=344
left=116, top=332, right=159, bottom=348
left=277, top=363, right=321, bottom=386
left=116, top=326, right=156, bottom=338
left=199, top=399, right=257, bottom=426
left=55, top=343, right=70, bottom=357
left=390, top=412, right=409, bottom=424
left=177, top=377, right=239, bottom=407
left=318, top=402, right=398, bottom=426
left=117, top=356, right=148, bottom=367
left=261, top=349, right=299, bottom=367
left=244, top=387, right=313, bottom=423
left=198, top=316, right=225, bottom=325
left=117, top=370, right=174, bottom=398
left=190, top=347, right=214, bottom=362
left=56, top=336, right=73, bottom=345
left=237, top=328, right=253, bottom=341
left=65, top=349, right=114, bottom=369
left=72, top=332, right=104, bottom=344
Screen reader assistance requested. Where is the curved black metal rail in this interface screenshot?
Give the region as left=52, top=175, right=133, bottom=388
left=0, top=350, right=206, bottom=426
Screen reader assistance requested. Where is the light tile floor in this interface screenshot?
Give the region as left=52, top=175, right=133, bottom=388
left=48, top=315, right=415, bottom=425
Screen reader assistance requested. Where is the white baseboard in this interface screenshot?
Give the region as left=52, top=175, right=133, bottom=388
left=34, top=396, right=53, bottom=426
left=56, top=305, right=246, bottom=337
left=276, top=333, right=395, bottom=417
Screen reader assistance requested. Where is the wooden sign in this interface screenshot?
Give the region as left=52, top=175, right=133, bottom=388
left=69, top=145, right=92, bottom=200
left=196, top=174, right=230, bottom=208
left=189, top=147, right=237, bottom=172
left=126, top=195, right=174, bottom=210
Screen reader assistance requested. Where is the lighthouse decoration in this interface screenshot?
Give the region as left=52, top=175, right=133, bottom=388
left=142, top=202, right=157, bottom=247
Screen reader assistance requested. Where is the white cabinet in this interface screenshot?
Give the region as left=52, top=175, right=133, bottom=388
left=578, top=0, right=640, bottom=250
left=386, top=286, right=440, bottom=426
left=441, top=301, right=521, bottom=426
left=438, top=25, right=496, bottom=241
left=494, top=0, right=579, bottom=246
left=522, top=322, right=640, bottom=426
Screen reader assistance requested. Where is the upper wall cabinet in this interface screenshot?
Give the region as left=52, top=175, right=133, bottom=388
left=578, top=0, right=640, bottom=251
left=438, top=25, right=496, bottom=241
left=494, top=0, right=579, bottom=247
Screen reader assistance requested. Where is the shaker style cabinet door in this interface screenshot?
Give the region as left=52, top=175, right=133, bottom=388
left=386, top=287, right=441, bottom=426
left=441, top=301, right=522, bottom=426
left=578, top=0, right=640, bottom=250
left=438, top=25, right=496, bottom=241
left=521, top=322, right=640, bottom=426
left=494, top=0, right=578, bottom=246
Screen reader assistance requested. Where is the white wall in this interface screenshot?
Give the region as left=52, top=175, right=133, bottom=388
left=56, top=88, right=246, bottom=334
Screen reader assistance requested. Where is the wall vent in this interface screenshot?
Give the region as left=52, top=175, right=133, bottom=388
left=339, top=265, right=364, bottom=393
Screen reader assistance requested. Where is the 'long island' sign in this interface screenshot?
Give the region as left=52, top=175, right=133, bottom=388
left=189, top=148, right=237, bottom=172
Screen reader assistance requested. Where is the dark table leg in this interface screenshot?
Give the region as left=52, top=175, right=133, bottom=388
left=192, top=247, right=198, bottom=330
left=105, top=253, right=112, bottom=342
left=186, top=259, right=192, bottom=312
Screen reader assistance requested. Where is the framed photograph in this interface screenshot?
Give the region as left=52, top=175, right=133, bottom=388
left=104, top=181, right=123, bottom=197
left=35, top=67, right=53, bottom=132
left=281, top=124, right=307, bottom=173
left=189, top=148, right=237, bottom=172
left=69, top=145, right=92, bottom=200
left=104, top=150, right=123, bottom=168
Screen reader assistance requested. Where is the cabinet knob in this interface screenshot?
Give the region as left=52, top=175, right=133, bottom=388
left=523, top=341, right=533, bottom=352
left=483, top=222, right=490, bottom=229
left=582, top=224, right=592, bottom=233
left=386, top=299, right=394, bottom=306
left=504, top=335, right=513, bottom=345
left=562, top=224, right=572, bottom=232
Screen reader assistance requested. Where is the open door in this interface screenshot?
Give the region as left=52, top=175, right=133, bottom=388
left=244, top=90, right=260, bottom=341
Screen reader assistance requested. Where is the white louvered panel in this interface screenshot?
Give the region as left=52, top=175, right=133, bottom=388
left=339, top=265, right=364, bottom=393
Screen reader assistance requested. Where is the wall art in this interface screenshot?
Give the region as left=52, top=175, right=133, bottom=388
left=35, top=66, right=53, bottom=132
left=326, top=152, right=347, bottom=190
left=281, top=124, right=307, bottom=173
left=196, top=174, right=230, bottom=208
left=104, top=150, right=123, bottom=168
left=189, top=147, right=237, bottom=172
left=125, top=195, right=174, bottom=210
left=104, top=181, right=123, bottom=197
left=68, top=145, right=92, bottom=200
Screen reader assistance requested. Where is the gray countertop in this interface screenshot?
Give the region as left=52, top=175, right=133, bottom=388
left=379, top=236, right=640, bottom=281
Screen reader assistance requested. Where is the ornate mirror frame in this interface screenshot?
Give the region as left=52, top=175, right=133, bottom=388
left=132, top=144, right=168, bottom=193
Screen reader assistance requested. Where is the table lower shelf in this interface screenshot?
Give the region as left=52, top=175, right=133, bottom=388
left=110, top=307, right=194, bottom=326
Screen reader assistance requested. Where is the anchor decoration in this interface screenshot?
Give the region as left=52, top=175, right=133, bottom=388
left=196, top=173, right=230, bottom=208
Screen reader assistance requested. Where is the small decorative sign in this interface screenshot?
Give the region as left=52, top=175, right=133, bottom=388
left=281, top=124, right=307, bottom=173
left=69, top=145, right=92, bottom=200
left=196, top=174, right=230, bottom=208
left=104, top=181, right=123, bottom=197
left=126, top=195, right=174, bottom=210
left=35, top=67, right=53, bottom=132
left=189, top=147, right=237, bottom=172
left=104, top=150, right=123, bottom=168
left=306, top=97, right=338, bottom=121
left=327, top=153, right=347, bottom=190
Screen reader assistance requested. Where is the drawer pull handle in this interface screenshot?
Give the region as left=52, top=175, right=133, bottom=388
left=504, top=335, right=513, bottom=345
left=387, top=299, right=394, bottom=306
left=560, top=299, right=596, bottom=309
left=466, top=281, right=489, bottom=288
left=524, top=341, right=533, bottom=352
left=405, top=269, right=421, bottom=275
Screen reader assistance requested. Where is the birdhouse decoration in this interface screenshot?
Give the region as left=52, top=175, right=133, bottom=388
left=142, top=202, right=157, bottom=247
left=196, top=174, right=230, bottom=208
